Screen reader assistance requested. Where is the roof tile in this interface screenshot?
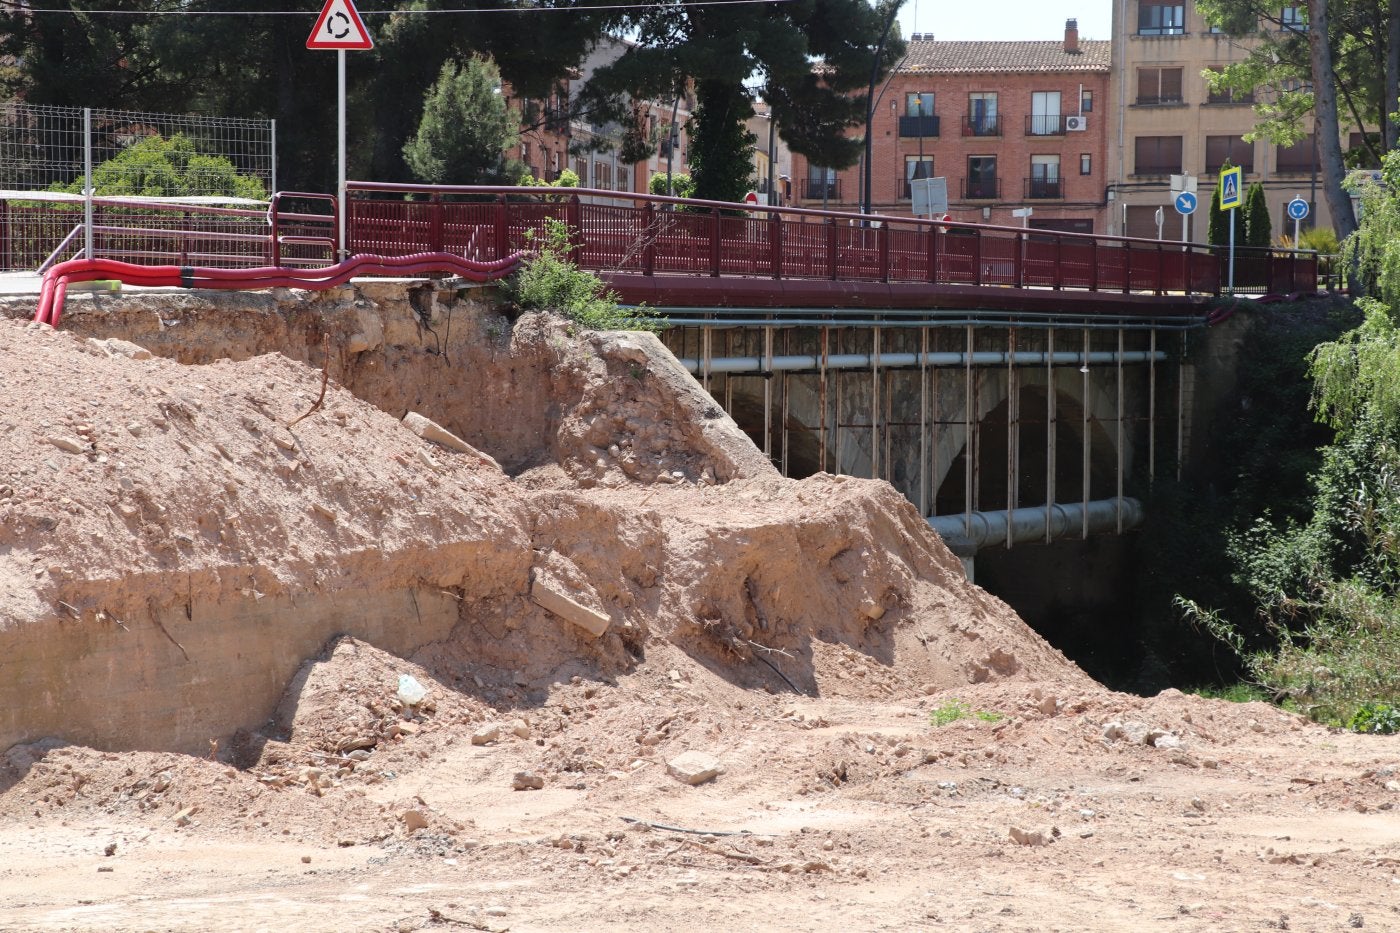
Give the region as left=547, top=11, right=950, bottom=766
left=899, top=39, right=1110, bottom=74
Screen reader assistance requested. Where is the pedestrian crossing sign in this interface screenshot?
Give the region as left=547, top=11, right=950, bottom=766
left=1219, top=165, right=1243, bottom=211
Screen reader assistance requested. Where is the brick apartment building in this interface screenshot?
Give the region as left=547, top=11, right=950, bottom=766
left=1110, top=0, right=1368, bottom=241
left=790, top=23, right=1110, bottom=232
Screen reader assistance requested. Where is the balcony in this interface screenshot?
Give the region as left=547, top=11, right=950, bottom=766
left=962, top=115, right=1001, bottom=137
left=961, top=177, right=1000, bottom=199
left=898, top=115, right=941, bottom=138
left=1024, top=177, right=1064, bottom=200
left=1026, top=114, right=1064, bottom=136
left=801, top=178, right=842, bottom=200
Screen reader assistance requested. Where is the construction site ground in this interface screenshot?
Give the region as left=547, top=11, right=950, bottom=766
left=0, top=285, right=1397, bottom=933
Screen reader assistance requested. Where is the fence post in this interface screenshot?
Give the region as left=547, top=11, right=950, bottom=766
left=83, top=107, right=93, bottom=261
left=269, top=194, right=281, bottom=266
left=0, top=200, right=8, bottom=272
left=567, top=194, right=582, bottom=257
left=1053, top=234, right=1063, bottom=290
left=1156, top=241, right=1164, bottom=296
left=973, top=229, right=982, bottom=286
left=1122, top=242, right=1132, bottom=294
left=770, top=211, right=783, bottom=280
left=927, top=222, right=938, bottom=284
left=878, top=222, right=889, bottom=282
left=710, top=208, right=721, bottom=277
left=1090, top=238, right=1098, bottom=291
left=430, top=193, right=444, bottom=253
left=642, top=200, right=655, bottom=275
left=495, top=194, right=509, bottom=260
left=826, top=218, right=838, bottom=279
left=1013, top=231, right=1024, bottom=288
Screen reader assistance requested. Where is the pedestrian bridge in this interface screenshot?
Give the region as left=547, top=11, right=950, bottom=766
left=6, top=184, right=1317, bottom=568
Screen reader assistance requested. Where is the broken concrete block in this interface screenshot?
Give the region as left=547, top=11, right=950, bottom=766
left=531, top=577, right=611, bottom=638
left=666, top=751, right=723, bottom=786
left=401, top=411, right=502, bottom=471
left=401, top=809, right=429, bottom=833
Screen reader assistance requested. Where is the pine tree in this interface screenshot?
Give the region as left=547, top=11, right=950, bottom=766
left=1245, top=182, right=1273, bottom=247
left=403, top=57, right=519, bottom=185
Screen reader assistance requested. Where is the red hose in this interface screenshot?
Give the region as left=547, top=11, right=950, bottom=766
left=35, top=252, right=524, bottom=327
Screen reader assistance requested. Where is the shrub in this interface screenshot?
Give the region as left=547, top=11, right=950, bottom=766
left=505, top=217, right=661, bottom=332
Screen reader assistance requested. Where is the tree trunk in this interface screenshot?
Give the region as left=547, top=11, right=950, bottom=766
left=1389, top=0, right=1400, bottom=151
left=1309, top=0, right=1356, bottom=243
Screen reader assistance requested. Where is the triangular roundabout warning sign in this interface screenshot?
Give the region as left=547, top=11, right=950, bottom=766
left=307, top=0, right=374, bottom=50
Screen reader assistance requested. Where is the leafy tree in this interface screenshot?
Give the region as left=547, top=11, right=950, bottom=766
left=581, top=0, right=905, bottom=201
left=649, top=171, right=695, bottom=198
left=403, top=57, right=519, bottom=185
left=54, top=133, right=266, bottom=199
left=1245, top=181, right=1273, bottom=247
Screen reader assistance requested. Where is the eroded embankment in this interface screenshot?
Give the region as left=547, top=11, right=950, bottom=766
left=0, top=285, right=1089, bottom=755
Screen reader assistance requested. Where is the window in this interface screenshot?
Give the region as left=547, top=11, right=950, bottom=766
left=1275, top=133, right=1316, bottom=173
left=1080, top=153, right=1092, bottom=175
left=900, top=93, right=939, bottom=137
left=1137, top=67, right=1183, bottom=104
left=1205, top=67, right=1253, bottom=104
left=1028, top=155, right=1062, bottom=199
left=574, top=157, right=589, bottom=186
left=1205, top=136, right=1254, bottom=173
left=617, top=165, right=630, bottom=191
left=906, top=92, right=935, bottom=117
left=1080, top=89, right=1094, bottom=113
left=1028, top=91, right=1062, bottom=135
left=1280, top=6, right=1306, bottom=30
left=965, top=156, right=998, bottom=199
left=594, top=161, right=612, bottom=189
left=804, top=165, right=839, bottom=200
left=1138, top=1, right=1185, bottom=34
left=1134, top=135, right=1183, bottom=174
left=966, top=92, right=999, bottom=136
left=904, top=156, right=934, bottom=198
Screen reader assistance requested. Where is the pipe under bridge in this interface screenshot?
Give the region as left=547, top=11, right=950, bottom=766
left=659, top=306, right=1195, bottom=573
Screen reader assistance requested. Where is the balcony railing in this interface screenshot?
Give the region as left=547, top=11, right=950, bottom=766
left=1025, top=177, right=1064, bottom=200
left=1026, top=114, right=1065, bottom=136
left=898, top=115, right=941, bottom=138
left=962, top=115, right=1001, bottom=137
left=1135, top=164, right=1183, bottom=176
left=801, top=178, right=841, bottom=200
left=961, top=177, right=1000, bottom=199
left=1135, top=94, right=1184, bottom=105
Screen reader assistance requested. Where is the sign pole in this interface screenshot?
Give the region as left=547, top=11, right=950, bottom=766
left=1228, top=205, right=1235, bottom=293
left=338, top=48, right=347, bottom=259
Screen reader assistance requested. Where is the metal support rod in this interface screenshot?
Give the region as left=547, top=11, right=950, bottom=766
left=781, top=369, right=790, bottom=475
left=1149, top=328, right=1157, bottom=485
left=1082, top=327, right=1090, bottom=540
left=1046, top=328, right=1056, bottom=544
left=883, top=368, right=893, bottom=482
left=270, top=119, right=278, bottom=197
left=819, top=326, right=829, bottom=473
left=1177, top=331, right=1186, bottom=482
left=702, top=323, right=711, bottom=393
left=1116, top=328, right=1125, bottom=534
left=871, top=326, right=881, bottom=479
left=964, top=324, right=974, bottom=535
left=723, top=330, right=733, bottom=413
left=919, top=326, right=929, bottom=517
left=1006, top=327, right=1016, bottom=550
left=834, top=361, right=843, bottom=476
left=83, top=108, right=93, bottom=261
left=763, top=324, right=773, bottom=460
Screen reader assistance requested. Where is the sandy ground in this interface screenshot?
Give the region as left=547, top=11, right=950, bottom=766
left=1, top=296, right=1398, bottom=932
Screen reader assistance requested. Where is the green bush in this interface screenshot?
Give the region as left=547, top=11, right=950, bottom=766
left=506, top=217, right=661, bottom=332
left=649, top=171, right=695, bottom=199
left=1349, top=702, right=1400, bottom=733
left=928, top=699, right=1001, bottom=727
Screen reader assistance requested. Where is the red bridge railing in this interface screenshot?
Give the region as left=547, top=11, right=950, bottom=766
left=345, top=182, right=1320, bottom=298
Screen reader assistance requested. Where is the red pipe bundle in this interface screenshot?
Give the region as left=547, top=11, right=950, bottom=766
left=34, top=252, right=524, bottom=328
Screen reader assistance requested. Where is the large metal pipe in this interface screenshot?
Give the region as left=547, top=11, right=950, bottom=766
left=929, top=497, right=1144, bottom=554
left=678, top=349, right=1166, bottom=375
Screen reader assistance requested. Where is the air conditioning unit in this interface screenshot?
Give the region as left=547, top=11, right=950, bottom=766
left=1066, top=115, right=1088, bottom=132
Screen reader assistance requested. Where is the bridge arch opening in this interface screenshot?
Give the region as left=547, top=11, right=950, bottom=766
left=934, top=385, right=1120, bottom=516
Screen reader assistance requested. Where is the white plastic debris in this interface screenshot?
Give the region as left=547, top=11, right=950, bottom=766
left=396, top=674, right=428, bottom=707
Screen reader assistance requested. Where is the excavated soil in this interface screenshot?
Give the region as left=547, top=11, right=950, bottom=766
left=0, top=286, right=1398, bottom=932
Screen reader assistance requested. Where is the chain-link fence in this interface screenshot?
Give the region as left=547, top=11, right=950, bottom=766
left=0, top=104, right=278, bottom=271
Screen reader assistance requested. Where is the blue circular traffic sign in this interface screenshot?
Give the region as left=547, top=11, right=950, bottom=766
left=1287, top=197, right=1310, bottom=221
left=1174, top=192, right=1198, bottom=215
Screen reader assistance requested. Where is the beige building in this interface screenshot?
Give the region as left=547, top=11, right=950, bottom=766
left=1110, top=0, right=1356, bottom=242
